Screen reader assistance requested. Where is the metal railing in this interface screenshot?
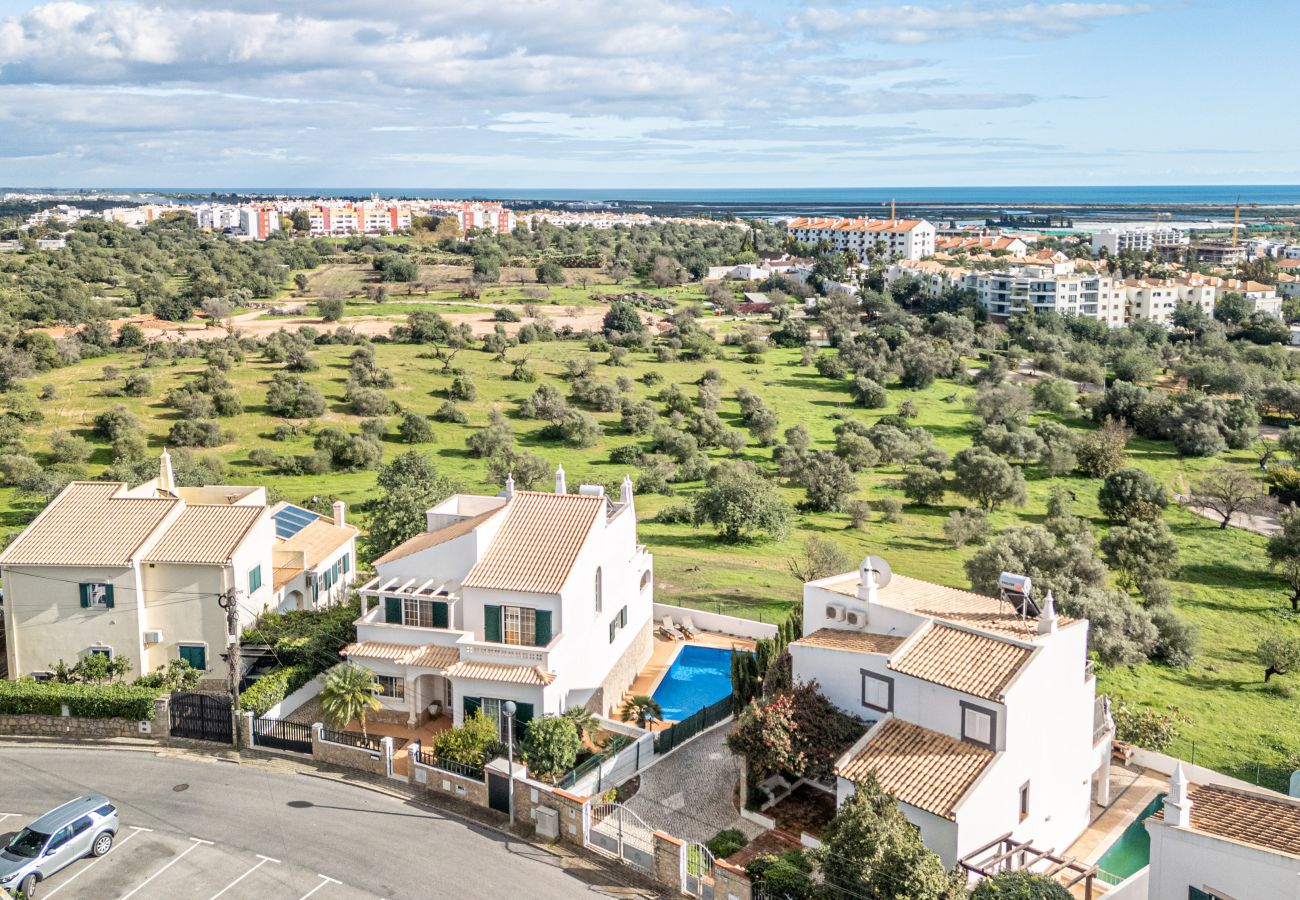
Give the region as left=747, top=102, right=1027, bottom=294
left=558, top=733, right=631, bottom=790
left=319, top=727, right=382, bottom=753
left=654, top=695, right=733, bottom=755
left=412, top=747, right=485, bottom=782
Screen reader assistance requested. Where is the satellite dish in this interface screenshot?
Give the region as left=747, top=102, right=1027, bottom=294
left=862, top=555, right=892, bottom=589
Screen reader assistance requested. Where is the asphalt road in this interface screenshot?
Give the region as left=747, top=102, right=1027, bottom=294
left=0, top=748, right=651, bottom=899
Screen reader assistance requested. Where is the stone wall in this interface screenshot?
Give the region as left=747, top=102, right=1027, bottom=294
left=310, top=728, right=388, bottom=776
left=594, top=619, right=654, bottom=717
left=653, top=831, right=684, bottom=887
left=0, top=714, right=153, bottom=739
left=714, top=858, right=754, bottom=900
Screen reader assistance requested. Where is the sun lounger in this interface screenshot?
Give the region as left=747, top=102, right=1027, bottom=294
left=656, top=624, right=679, bottom=641
left=678, top=616, right=697, bottom=640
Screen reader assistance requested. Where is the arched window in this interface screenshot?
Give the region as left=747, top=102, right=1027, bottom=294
left=640, top=570, right=651, bottom=592
left=594, top=567, right=603, bottom=615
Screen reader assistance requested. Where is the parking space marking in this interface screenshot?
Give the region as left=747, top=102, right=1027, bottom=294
left=299, top=874, right=342, bottom=899
left=120, top=836, right=214, bottom=899
left=208, top=853, right=281, bottom=899
left=45, top=826, right=153, bottom=898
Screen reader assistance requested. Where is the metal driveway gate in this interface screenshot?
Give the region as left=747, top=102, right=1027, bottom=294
left=169, top=691, right=232, bottom=744
left=252, top=717, right=312, bottom=753
left=684, top=842, right=716, bottom=899
left=585, top=801, right=655, bottom=874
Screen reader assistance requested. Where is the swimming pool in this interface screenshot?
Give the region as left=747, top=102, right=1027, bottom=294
left=650, top=645, right=738, bottom=720
left=1096, top=793, right=1165, bottom=881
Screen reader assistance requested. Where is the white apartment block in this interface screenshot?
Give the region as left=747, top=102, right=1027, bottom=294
left=451, top=202, right=515, bottom=235
left=1122, top=277, right=1216, bottom=325
left=1091, top=226, right=1189, bottom=257
left=196, top=205, right=243, bottom=231
left=974, top=265, right=1126, bottom=326
left=0, top=452, right=357, bottom=686
left=787, top=216, right=937, bottom=262
left=345, top=468, right=654, bottom=738
left=196, top=204, right=280, bottom=241
left=790, top=562, right=1111, bottom=868
left=305, top=203, right=412, bottom=236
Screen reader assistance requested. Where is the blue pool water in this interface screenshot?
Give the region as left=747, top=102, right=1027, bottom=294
left=1096, top=794, right=1166, bottom=881
left=650, top=645, right=737, bottom=720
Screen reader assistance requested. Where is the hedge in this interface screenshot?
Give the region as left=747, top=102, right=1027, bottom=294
left=0, top=681, right=164, bottom=720
left=239, top=663, right=314, bottom=716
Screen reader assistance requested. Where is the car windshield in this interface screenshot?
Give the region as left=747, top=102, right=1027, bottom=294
left=6, top=828, right=48, bottom=858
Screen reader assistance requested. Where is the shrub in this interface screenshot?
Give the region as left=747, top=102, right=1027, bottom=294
left=0, top=681, right=163, bottom=720
left=168, top=418, right=224, bottom=448
left=432, top=709, right=501, bottom=765
left=1110, top=699, right=1187, bottom=751
left=970, top=871, right=1071, bottom=900
left=1097, top=468, right=1168, bottom=523
left=521, top=714, right=581, bottom=780
left=239, top=664, right=315, bottom=715
left=398, top=410, right=433, bottom=443
left=433, top=401, right=468, bottom=423
left=706, top=829, right=748, bottom=859
left=944, top=508, right=990, bottom=547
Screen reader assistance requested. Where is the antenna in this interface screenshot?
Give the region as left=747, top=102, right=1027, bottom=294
left=862, top=556, right=892, bottom=588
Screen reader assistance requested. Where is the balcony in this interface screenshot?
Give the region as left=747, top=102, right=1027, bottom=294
left=354, top=604, right=460, bottom=647
left=459, top=633, right=561, bottom=670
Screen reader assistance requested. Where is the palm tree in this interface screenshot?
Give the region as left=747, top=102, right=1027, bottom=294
left=618, top=695, right=663, bottom=731
left=562, top=705, right=600, bottom=742
left=319, top=663, right=382, bottom=738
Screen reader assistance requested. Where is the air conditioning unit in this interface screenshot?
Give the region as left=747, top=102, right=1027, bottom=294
left=143, top=629, right=164, bottom=645
left=845, top=609, right=867, bottom=628
left=825, top=602, right=846, bottom=622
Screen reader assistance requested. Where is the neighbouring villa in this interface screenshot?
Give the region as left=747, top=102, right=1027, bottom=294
left=0, top=451, right=357, bottom=685
left=790, top=559, right=1113, bottom=871
left=343, top=467, right=654, bottom=738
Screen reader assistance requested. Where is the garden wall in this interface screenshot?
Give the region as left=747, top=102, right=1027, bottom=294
left=653, top=603, right=778, bottom=641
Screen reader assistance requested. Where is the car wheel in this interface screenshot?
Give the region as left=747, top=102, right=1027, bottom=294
left=18, top=872, right=38, bottom=898
left=92, top=832, right=114, bottom=857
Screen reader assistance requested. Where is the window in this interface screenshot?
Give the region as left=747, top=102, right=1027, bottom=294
left=79, top=582, right=114, bottom=609
left=68, top=816, right=93, bottom=840
left=960, top=702, right=996, bottom=750
left=89, top=646, right=112, bottom=659
left=402, top=597, right=448, bottom=629
left=179, top=644, right=206, bottom=671
left=1019, top=781, right=1031, bottom=822
left=342, top=553, right=350, bottom=574
left=594, top=567, right=603, bottom=615
left=502, top=606, right=537, bottom=646
left=46, top=825, right=73, bottom=852
left=860, top=671, right=893, bottom=714
left=248, top=565, right=262, bottom=594
left=373, top=675, right=404, bottom=700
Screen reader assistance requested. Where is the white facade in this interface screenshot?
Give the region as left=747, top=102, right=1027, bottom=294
left=974, top=265, right=1126, bottom=326
left=787, top=216, right=936, bottom=262
left=349, top=472, right=654, bottom=733
left=1122, top=278, right=1217, bottom=326
left=792, top=565, right=1111, bottom=868
left=1092, top=227, right=1189, bottom=257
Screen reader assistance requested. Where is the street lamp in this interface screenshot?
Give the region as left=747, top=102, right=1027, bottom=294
left=503, top=700, right=517, bottom=826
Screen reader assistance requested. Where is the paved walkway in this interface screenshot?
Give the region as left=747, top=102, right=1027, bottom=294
left=625, top=722, right=765, bottom=844
left=1178, top=495, right=1282, bottom=536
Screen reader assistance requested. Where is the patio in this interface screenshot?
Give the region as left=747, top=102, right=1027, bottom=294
left=286, top=696, right=452, bottom=776
left=621, top=629, right=757, bottom=730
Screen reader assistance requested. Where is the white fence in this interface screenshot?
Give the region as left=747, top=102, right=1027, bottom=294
left=571, top=730, right=656, bottom=796
left=260, top=675, right=323, bottom=720
left=1129, top=746, right=1289, bottom=796
left=1099, top=865, right=1149, bottom=900
left=654, top=603, right=778, bottom=641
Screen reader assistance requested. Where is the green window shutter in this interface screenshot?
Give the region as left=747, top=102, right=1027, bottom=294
left=180, top=645, right=206, bottom=670
left=515, top=702, right=534, bottom=740
left=384, top=595, right=402, bottom=624
left=533, top=610, right=552, bottom=646
left=609, top=619, right=616, bottom=644
left=619, top=606, right=627, bottom=628
left=249, top=566, right=262, bottom=593
left=312, top=580, right=319, bottom=602
left=79, top=583, right=90, bottom=608
left=431, top=600, right=449, bottom=629
left=484, top=605, right=502, bottom=643
left=463, top=696, right=481, bottom=721
left=342, top=553, right=350, bottom=574
left=104, top=584, right=114, bottom=609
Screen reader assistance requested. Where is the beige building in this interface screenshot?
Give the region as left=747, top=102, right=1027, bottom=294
left=0, top=453, right=356, bottom=684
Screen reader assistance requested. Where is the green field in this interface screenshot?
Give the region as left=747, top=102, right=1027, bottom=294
left=5, top=333, right=1300, bottom=787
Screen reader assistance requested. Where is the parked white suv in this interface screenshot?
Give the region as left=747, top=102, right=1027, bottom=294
left=0, top=795, right=119, bottom=898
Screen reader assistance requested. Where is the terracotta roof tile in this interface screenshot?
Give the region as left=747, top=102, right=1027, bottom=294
left=836, top=717, right=994, bottom=820
left=792, top=628, right=906, bottom=655
left=445, top=660, right=556, bottom=685
left=461, top=491, right=604, bottom=594
left=342, top=641, right=460, bottom=672
left=1155, top=783, right=1300, bottom=858
left=281, top=518, right=357, bottom=569
left=145, top=505, right=264, bottom=564
left=889, top=623, right=1033, bottom=700
left=372, top=507, right=501, bottom=566
left=0, top=482, right=180, bottom=567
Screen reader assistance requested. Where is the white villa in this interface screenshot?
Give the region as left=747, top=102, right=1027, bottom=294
left=790, top=561, right=1112, bottom=868
left=344, top=468, right=654, bottom=738
left=0, top=452, right=357, bottom=684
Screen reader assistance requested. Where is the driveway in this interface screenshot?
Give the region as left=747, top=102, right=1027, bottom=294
left=624, top=723, right=764, bottom=845
left=0, top=748, right=660, bottom=899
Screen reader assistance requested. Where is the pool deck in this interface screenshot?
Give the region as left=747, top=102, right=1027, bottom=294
left=1067, top=762, right=1167, bottom=868
left=623, top=631, right=756, bottom=728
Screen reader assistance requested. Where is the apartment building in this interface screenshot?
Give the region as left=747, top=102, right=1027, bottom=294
left=790, top=561, right=1112, bottom=867
left=935, top=235, right=1029, bottom=257
left=1091, top=226, right=1189, bottom=257
left=344, top=468, right=654, bottom=737
left=787, top=216, right=937, bottom=262
left=0, top=453, right=356, bottom=684
left=973, top=265, right=1126, bottom=326
left=453, top=201, right=515, bottom=235
left=1189, top=241, right=1248, bottom=267
left=1122, top=277, right=1217, bottom=325
left=306, top=202, right=412, bottom=236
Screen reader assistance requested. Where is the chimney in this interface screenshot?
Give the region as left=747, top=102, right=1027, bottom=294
left=332, top=500, right=346, bottom=528
left=857, top=559, right=878, bottom=606
left=1165, top=763, right=1193, bottom=827
left=503, top=472, right=516, bottom=499
left=619, top=474, right=633, bottom=505
left=159, top=448, right=175, bottom=494
left=555, top=464, right=567, bottom=494
left=1037, top=590, right=1058, bottom=635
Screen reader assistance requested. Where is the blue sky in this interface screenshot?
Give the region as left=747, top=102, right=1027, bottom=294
left=0, top=0, right=1295, bottom=189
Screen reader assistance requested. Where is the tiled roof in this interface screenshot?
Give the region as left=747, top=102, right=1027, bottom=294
left=145, top=505, right=265, bottom=564
left=836, top=717, right=995, bottom=820
left=282, top=518, right=357, bottom=569
left=0, top=481, right=180, bottom=567
left=372, top=508, right=501, bottom=566
left=273, top=564, right=304, bottom=590
left=1155, top=783, right=1300, bottom=858
left=824, top=572, right=1069, bottom=639
left=445, top=660, right=556, bottom=685
left=889, top=623, right=1033, bottom=701
left=460, top=491, right=604, bottom=594
left=792, top=628, right=906, bottom=655
left=341, top=641, right=460, bottom=672
left=788, top=216, right=927, bottom=233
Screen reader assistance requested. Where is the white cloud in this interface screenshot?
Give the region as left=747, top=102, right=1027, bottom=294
left=791, top=2, right=1152, bottom=43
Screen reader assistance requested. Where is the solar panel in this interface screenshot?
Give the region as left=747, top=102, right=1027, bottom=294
left=273, top=504, right=319, bottom=539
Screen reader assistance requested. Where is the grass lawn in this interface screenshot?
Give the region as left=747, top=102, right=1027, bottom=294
left=6, top=336, right=1300, bottom=787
